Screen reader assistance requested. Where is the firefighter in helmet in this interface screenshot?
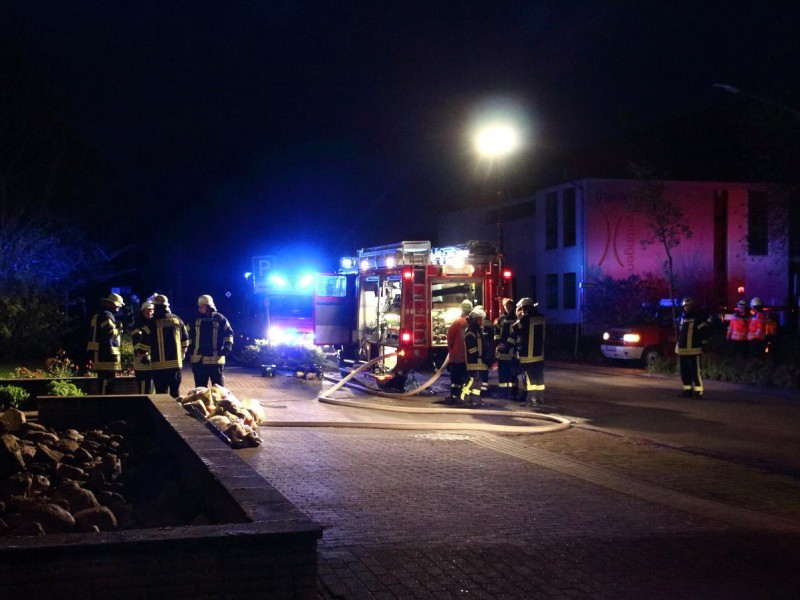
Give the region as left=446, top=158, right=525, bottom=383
left=445, top=299, right=472, bottom=404
left=131, top=300, right=155, bottom=394
left=675, top=297, right=708, bottom=398
left=137, top=294, right=189, bottom=397
left=726, top=299, right=749, bottom=358
left=494, top=298, right=518, bottom=399
left=187, top=294, right=235, bottom=388
left=747, top=297, right=767, bottom=359
left=462, top=305, right=489, bottom=407
left=87, top=292, right=125, bottom=394
left=508, top=297, right=546, bottom=407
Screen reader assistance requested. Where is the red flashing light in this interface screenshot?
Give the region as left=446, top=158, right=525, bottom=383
left=402, top=267, right=413, bottom=280
left=400, top=331, right=412, bottom=344
left=502, top=269, right=512, bottom=279
left=737, top=286, right=745, bottom=294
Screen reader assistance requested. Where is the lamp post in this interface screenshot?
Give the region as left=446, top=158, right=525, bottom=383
left=474, top=123, right=520, bottom=257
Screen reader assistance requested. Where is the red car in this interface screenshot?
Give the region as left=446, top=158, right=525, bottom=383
left=601, top=307, right=677, bottom=367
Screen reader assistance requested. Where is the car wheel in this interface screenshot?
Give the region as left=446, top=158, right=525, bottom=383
left=642, top=347, right=661, bottom=368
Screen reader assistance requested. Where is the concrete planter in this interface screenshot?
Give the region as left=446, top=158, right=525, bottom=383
left=0, top=376, right=138, bottom=408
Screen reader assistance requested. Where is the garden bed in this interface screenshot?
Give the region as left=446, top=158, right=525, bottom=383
left=0, top=394, right=321, bottom=599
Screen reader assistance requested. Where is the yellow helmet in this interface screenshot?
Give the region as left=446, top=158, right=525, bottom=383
left=104, top=293, right=125, bottom=308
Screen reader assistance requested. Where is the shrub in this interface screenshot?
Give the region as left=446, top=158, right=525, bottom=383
left=0, top=384, right=31, bottom=410
left=44, top=349, right=80, bottom=378
left=235, top=341, right=330, bottom=371
left=46, top=379, right=85, bottom=396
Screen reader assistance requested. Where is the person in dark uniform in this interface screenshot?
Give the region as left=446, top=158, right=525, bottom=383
left=508, top=297, right=546, bottom=407
left=676, top=297, right=708, bottom=398
left=493, top=297, right=517, bottom=399
left=87, top=293, right=125, bottom=394
left=462, top=306, right=489, bottom=407
left=136, top=294, right=189, bottom=398
left=130, top=300, right=155, bottom=394
left=187, top=294, right=234, bottom=388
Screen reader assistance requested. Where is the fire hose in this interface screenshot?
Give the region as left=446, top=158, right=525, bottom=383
left=263, top=351, right=572, bottom=433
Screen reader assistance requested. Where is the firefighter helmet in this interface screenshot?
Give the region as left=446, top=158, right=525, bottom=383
left=140, top=301, right=155, bottom=312
left=736, top=299, right=748, bottom=309
left=681, top=297, right=695, bottom=307
left=103, top=293, right=125, bottom=308
left=198, top=294, right=216, bottom=311
left=750, top=297, right=763, bottom=309
left=516, top=297, right=535, bottom=309
left=152, top=294, right=170, bottom=308
left=469, top=306, right=487, bottom=320
left=460, top=299, right=473, bottom=313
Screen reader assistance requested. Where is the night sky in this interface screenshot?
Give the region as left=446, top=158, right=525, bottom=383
left=2, top=1, right=800, bottom=308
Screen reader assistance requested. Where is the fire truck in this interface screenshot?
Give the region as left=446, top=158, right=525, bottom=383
left=314, top=240, right=512, bottom=386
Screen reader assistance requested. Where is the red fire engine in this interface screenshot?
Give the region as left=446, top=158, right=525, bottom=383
left=314, top=240, right=512, bottom=385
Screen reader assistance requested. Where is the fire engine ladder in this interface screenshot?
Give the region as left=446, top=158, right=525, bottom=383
left=402, top=246, right=429, bottom=347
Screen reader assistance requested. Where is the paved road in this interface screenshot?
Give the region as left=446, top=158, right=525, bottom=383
left=188, top=363, right=800, bottom=599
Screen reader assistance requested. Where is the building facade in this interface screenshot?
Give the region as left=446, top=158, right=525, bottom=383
left=438, top=178, right=790, bottom=329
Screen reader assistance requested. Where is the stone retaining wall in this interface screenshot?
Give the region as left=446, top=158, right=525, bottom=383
left=0, top=394, right=322, bottom=599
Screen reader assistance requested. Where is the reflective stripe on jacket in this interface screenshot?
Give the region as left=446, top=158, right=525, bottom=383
left=727, top=313, right=749, bottom=341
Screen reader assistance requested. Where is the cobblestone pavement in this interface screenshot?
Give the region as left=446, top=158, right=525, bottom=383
left=192, top=365, right=800, bottom=599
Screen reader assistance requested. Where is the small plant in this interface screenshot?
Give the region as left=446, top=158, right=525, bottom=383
left=46, top=379, right=85, bottom=397
left=44, top=349, right=80, bottom=378
left=0, top=384, right=32, bottom=410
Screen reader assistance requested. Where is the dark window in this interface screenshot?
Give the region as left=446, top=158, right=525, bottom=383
left=563, top=188, right=576, bottom=247
left=748, top=191, right=768, bottom=256
left=546, top=273, right=558, bottom=309
left=563, top=272, right=577, bottom=309
left=545, top=192, right=558, bottom=249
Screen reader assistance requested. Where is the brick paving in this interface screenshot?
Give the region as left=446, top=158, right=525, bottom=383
left=186, top=365, right=800, bottom=599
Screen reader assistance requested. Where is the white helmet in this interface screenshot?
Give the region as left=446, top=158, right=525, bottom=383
left=469, top=306, right=486, bottom=320
left=460, top=299, right=473, bottom=313
left=750, top=297, right=763, bottom=309
left=198, top=294, right=216, bottom=311
left=140, top=301, right=155, bottom=312
left=516, top=297, right=535, bottom=309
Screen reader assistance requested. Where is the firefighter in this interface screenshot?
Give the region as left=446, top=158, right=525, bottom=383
left=675, top=297, right=708, bottom=398
left=131, top=300, right=155, bottom=394
left=494, top=298, right=518, bottom=399
left=445, top=299, right=472, bottom=405
left=462, top=305, right=489, bottom=407
left=136, top=294, right=189, bottom=397
left=508, top=297, right=546, bottom=407
left=747, top=297, right=767, bottom=359
left=187, top=294, right=235, bottom=388
left=87, top=293, right=125, bottom=394
left=726, top=299, right=749, bottom=358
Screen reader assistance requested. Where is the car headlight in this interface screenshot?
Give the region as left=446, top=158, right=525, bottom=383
left=622, top=333, right=641, bottom=343
left=602, top=332, right=610, bottom=340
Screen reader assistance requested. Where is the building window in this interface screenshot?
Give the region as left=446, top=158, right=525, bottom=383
left=748, top=191, right=768, bottom=256
left=545, top=192, right=558, bottom=249
left=563, top=188, right=576, bottom=247
left=546, top=273, right=558, bottom=309
left=563, top=272, right=577, bottom=309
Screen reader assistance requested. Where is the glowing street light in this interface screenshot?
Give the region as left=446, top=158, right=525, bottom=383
left=474, top=124, right=521, bottom=159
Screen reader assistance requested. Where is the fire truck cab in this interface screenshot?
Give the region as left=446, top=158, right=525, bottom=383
left=315, top=240, right=512, bottom=384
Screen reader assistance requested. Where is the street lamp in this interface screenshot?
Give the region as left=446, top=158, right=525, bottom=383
left=473, top=122, right=521, bottom=256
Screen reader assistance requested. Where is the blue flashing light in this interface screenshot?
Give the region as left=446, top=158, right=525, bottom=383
left=269, top=274, right=288, bottom=288
left=298, top=273, right=315, bottom=289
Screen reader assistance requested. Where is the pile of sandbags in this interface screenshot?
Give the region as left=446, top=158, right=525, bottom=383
left=0, top=409, right=132, bottom=537
left=177, top=385, right=264, bottom=449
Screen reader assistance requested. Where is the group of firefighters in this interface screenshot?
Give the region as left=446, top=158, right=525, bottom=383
left=86, top=292, right=234, bottom=397
left=725, top=297, right=770, bottom=359
left=445, top=296, right=546, bottom=409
